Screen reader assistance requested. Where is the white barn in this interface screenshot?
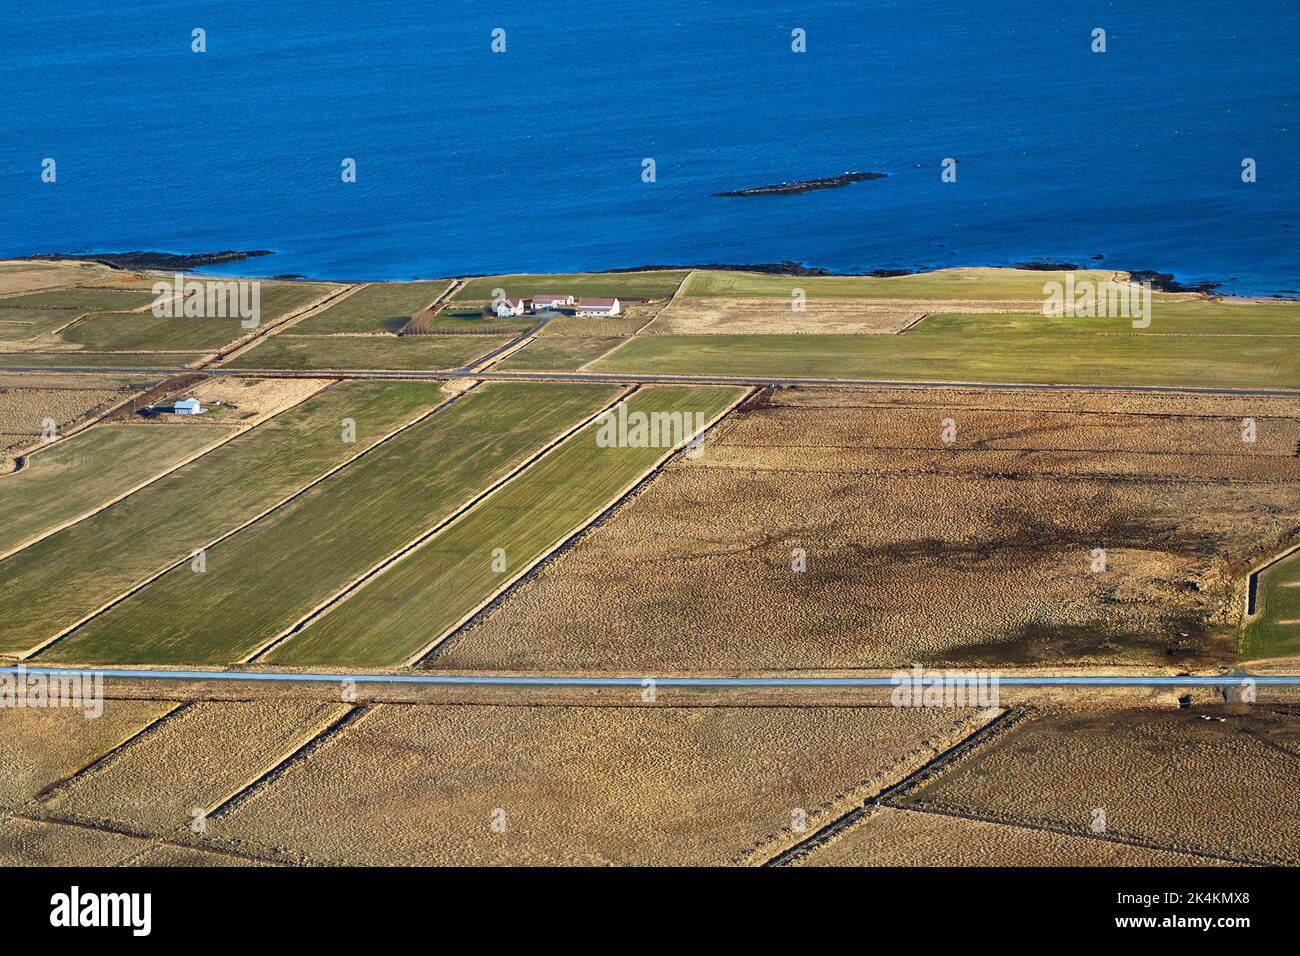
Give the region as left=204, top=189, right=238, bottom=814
left=172, top=397, right=204, bottom=415
left=574, top=297, right=621, bottom=317
left=530, top=293, right=574, bottom=309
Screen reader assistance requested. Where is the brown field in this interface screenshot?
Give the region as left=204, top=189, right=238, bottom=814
left=894, top=705, right=1300, bottom=865
left=151, top=377, right=331, bottom=427
left=438, top=386, right=1300, bottom=671
left=121, top=844, right=273, bottom=867
left=0, top=816, right=156, bottom=867
left=201, top=703, right=996, bottom=866
left=37, top=699, right=352, bottom=835
left=0, top=384, right=134, bottom=455
left=0, top=260, right=114, bottom=295
left=797, top=806, right=1227, bottom=866
left=0, top=700, right=175, bottom=809
left=538, top=313, right=652, bottom=337
left=645, top=297, right=925, bottom=335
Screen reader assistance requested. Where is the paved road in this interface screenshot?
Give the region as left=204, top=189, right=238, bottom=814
left=4, top=665, right=1296, bottom=687
left=4, top=364, right=1300, bottom=398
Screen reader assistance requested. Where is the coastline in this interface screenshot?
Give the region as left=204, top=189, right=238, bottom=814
left=12, top=250, right=1297, bottom=302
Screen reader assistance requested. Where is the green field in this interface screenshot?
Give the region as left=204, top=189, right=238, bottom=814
left=539, top=315, right=649, bottom=336
left=0, top=424, right=237, bottom=557
left=454, top=270, right=688, bottom=302
left=1242, top=550, right=1300, bottom=661
left=0, top=287, right=160, bottom=311
left=415, top=304, right=531, bottom=333
left=44, top=382, right=620, bottom=665
left=0, top=308, right=84, bottom=340
left=591, top=317, right=1300, bottom=389
left=0, top=286, right=167, bottom=345
left=270, top=384, right=744, bottom=666
left=0, top=382, right=442, bottom=655
left=949, top=301, right=1300, bottom=336
left=224, top=333, right=508, bottom=371
left=59, top=283, right=335, bottom=351
left=0, top=352, right=201, bottom=368
left=496, top=336, right=625, bottom=370
left=679, top=267, right=1112, bottom=300
left=289, top=282, right=444, bottom=334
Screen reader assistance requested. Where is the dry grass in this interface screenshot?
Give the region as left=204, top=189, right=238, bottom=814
left=38, top=700, right=351, bottom=835
left=0, top=260, right=112, bottom=295
left=121, top=843, right=274, bottom=867
left=895, top=705, right=1300, bottom=864
left=0, top=699, right=175, bottom=809
left=440, top=387, right=1300, bottom=671
left=645, top=297, right=924, bottom=335
left=798, top=806, right=1227, bottom=866
left=0, top=816, right=155, bottom=866
left=153, top=377, right=331, bottom=428
left=539, top=308, right=659, bottom=337
left=206, top=703, right=995, bottom=866
left=0, top=386, right=129, bottom=455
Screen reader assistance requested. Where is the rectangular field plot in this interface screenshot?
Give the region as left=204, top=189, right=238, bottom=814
left=0, top=380, right=136, bottom=455
left=645, top=297, right=925, bottom=335
left=680, top=267, right=1108, bottom=302
left=0, top=423, right=237, bottom=557
left=0, top=260, right=112, bottom=295
left=0, top=699, right=175, bottom=809
left=202, top=703, right=995, bottom=866
left=438, top=387, right=1300, bottom=671
left=1243, top=549, right=1300, bottom=661
left=592, top=320, right=1300, bottom=389
left=0, top=352, right=202, bottom=369
left=894, top=706, right=1300, bottom=865
left=272, top=385, right=744, bottom=666
left=0, top=287, right=160, bottom=312
left=224, top=332, right=508, bottom=371
left=0, top=382, right=442, bottom=655
left=796, top=806, right=1226, bottom=867
left=45, top=382, right=621, bottom=665
left=494, top=336, right=626, bottom=371
left=58, top=282, right=336, bottom=351
left=37, top=700, right=351, bottom=835
left=0, top=307, right=83, bottom=342
left=288, top=281, right=444, bottom=334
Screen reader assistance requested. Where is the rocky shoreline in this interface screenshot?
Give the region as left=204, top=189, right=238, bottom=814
left=714, top=171, right=887, bottom=197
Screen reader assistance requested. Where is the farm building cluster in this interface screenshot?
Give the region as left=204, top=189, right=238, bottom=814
left=494, top=295, right=621, bottom=318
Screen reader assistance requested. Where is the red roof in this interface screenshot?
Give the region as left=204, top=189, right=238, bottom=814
left=578, top=297, right=618, bottom=308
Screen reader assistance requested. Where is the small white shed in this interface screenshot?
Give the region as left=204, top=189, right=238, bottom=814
left=173, top=397, right=204, bottom=415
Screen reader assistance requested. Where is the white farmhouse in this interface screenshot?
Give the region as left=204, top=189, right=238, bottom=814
left=574, top=297, right=621, bottom=317
left=172, top=397, right=204, bottom=415
left=494, top=297, right=527, bottom=317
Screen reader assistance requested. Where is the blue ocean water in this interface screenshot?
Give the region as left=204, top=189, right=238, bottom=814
left=2, top=1, right=1297, bottom=293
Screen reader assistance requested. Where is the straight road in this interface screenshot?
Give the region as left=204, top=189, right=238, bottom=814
left=4, top=364, right=1300, bottom=398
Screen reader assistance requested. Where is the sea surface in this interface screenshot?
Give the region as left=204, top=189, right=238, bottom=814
left=1, top=0, right=1297, bottom=293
